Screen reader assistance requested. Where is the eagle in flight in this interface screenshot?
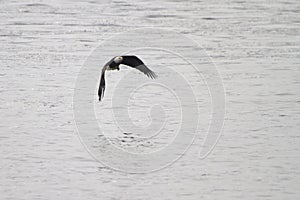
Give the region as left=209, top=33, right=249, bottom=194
left=98, top=55, right=157, bottom=101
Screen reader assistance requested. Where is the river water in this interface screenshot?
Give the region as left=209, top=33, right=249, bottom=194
left=0, top=0, right=299, bottom=199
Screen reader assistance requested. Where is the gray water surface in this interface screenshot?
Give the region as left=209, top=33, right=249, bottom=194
left=0, top=0, right=299, bottom=199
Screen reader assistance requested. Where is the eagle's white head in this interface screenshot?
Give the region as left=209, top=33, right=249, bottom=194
left=113, top=56, right=123, bottom=63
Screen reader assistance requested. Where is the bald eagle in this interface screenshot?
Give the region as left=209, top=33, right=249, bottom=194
left=98, top=55, right=157, bottom=101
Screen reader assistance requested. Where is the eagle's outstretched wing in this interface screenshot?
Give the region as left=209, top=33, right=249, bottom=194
left=98, top=66, right=107, bottom=101
left=121, top=55, right=157, bottom=79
